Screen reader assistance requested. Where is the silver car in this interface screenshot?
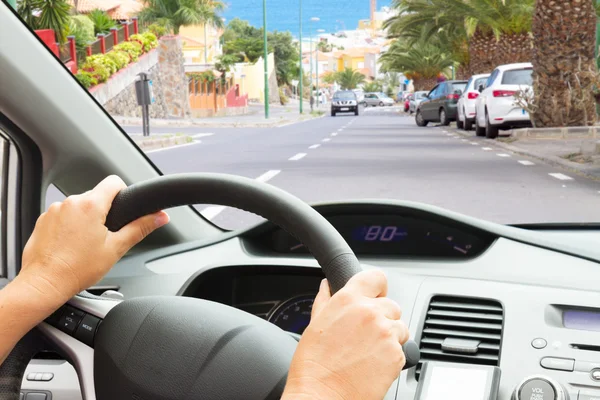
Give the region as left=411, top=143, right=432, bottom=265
left=409, top=91, right=429, bottom=114
left=363, top=92, right=395, bottom=107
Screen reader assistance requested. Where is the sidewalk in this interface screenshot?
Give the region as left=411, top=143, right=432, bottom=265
left=130, top=133, right=194, bottom=151
left=450, top=125, right=600, bottom=181
left=113, top=101, right=325, bottom=128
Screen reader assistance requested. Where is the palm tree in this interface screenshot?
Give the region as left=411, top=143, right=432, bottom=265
left=385, top=0, right=534, bottom=74
left=380, top=37, right=454, bottom=91
left=531, top=0, right=597, bottom=127
left=335, top=68, right=366, bottom=90
left=18, top=0, right=71, bottom=43
left=363, top=81, right=382, bottom=92
left=138, top=0, right=224, bottom=35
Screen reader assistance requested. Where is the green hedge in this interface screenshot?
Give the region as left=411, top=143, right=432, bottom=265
left=75, top=31, right=158, bottom=89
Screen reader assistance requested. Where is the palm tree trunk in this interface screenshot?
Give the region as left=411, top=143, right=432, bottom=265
left=468, top=29, right=498, bottom=74
left=413, top=77, right=438, bottom=91
left=494, top=33, right=533, bottom=65
left=532, top=0, right=597, bottom=127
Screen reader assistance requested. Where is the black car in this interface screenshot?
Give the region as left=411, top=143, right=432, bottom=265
left=415, top=80, right=468, bottom=126
left=331, top=90, right=359, bottom=116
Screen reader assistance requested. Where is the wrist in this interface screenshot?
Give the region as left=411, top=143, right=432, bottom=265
left=15, top=267, right=73, bottom=306
left=282, top=376, right=347, bottom=400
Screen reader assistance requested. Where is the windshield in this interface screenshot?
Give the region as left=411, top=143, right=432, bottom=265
left=11, top=0, right=600, bottom=230
left=502, top=68, right=533, bottom=85
left=334, top=92, right=356, bottom=100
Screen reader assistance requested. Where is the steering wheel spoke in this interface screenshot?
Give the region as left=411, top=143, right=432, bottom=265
left=36, top=294, right=121, bottom=400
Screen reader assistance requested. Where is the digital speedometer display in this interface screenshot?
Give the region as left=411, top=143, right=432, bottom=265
left=268, top=214, right=492, bottom=258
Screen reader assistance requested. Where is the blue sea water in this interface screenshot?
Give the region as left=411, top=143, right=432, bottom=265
left=221, top=0, right=392, bottom=37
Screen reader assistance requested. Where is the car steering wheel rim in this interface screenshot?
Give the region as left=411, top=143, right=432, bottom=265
left=0, top=173, right=418, bottom=400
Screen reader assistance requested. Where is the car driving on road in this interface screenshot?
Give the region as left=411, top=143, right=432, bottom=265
left=457, top=73, right=490, bottom=130
left=415, top=80, right=468, bottom=126
left=331, top=90, right=359, bottom=116
left=474, top=63, right=533, bottom=138
left=363, top=92, right=395, bottom=107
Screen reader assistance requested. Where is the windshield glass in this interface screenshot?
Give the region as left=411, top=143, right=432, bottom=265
left=12, top=0, right=600, bottom=229
left=502, top=68, right=533, bottom=85
left=333, top=92, right=355, bottom=100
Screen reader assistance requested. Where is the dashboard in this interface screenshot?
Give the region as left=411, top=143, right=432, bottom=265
left=28, top=201, right=600, bottom=400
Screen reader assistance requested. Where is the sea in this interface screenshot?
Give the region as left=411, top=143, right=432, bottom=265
left=221, top=0, right=392, bottom=37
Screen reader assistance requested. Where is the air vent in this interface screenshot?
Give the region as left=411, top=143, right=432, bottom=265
left=415, top=295, right=504, bottom=380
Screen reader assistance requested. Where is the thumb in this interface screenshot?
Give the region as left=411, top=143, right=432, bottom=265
left=311, top=279, right=331, bottom=319
left=109, top=211, right=170, bottom=256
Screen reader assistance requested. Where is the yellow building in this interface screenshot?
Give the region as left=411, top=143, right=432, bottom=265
left=235, top=53, right=276, bottom=103
left=333, top=48, right=380, bottom=73
left=180, top=24, right=223, bottom=64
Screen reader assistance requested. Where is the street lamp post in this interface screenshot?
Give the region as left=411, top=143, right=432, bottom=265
left=316, top=28, right=325, bottom=108
left=262, top=0, right=269, bottom=118
left=310, top=17, right=320, bottom=111
left=204, top=24, right=209, bottom=64
left=299, top=0, right=303, bottom=114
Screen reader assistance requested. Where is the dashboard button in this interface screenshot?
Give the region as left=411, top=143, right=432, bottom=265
left=74, top=314, right=100, bottom=347
left=591, top=369, right=600, bottom=381
left=26, top=373, right=36, bottom=381
left=518, top=378, right=555, bottom=400
left=540, top=357, right=575, bottom=372
left=40, top=373, right=53, bottom=382
left=580, top=391, right=600, bottom=400
left=58, top=306, right=84, bottom=335
left=532, top=338, right=547, bottom=349
left=33, top=373, right=43, bottom=381
left=25, top=393, right=47, bottom=400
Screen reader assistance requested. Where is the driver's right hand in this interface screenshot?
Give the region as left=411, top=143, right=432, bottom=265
left=282, top=270, right=409, bottom=400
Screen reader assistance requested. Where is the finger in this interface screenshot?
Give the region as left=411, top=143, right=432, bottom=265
left=373, top=297, right=402, bottom=320
left=311, top=279, right=331, bottom=319
left=108, top=211, right=170, bottom=256
left=343, top=269, right=387, bottom=298
left=390, top=319, right=410, bottom=345
left=86, top=175, right=127, bottom=218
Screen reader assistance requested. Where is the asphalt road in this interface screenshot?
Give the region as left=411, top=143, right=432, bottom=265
left=108, top=105, right=600, bottom=230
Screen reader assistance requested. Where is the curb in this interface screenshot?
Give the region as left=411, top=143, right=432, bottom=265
left=450, top=127, right=600, bottom=181
left=133, top=135, right=193, bottom=152
left=113, top=113, right=325, bottom=129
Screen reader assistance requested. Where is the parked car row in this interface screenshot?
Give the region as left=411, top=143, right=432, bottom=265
left=414, top=62, right=534, bottom=139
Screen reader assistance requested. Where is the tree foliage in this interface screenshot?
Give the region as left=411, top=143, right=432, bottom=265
left=222, top=18, right=299, bottom=85
left=363, top=81, right=382, bottom=92
left=335, top=68, right=366, bottom=90
left=87, top=9, right=116, bottom=36
left=138, top=0, right=224, bottom=35
left=18, top=0, right=72, bottom=43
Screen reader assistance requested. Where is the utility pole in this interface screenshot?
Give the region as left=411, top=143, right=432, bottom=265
left=310, top=33, right=313, bottom=111
left=299, top=0, right=303, bottom=114
left=262, top=0, right=269, bottom=118
left=316, top=28, right=325, bottom=108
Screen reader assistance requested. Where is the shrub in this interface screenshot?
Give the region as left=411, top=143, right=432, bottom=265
left=80, top=60, right=110, bottom=83
left=85, top=54, right=118, bottom=74
left=75, top=71, right=98, bottom=88
left=114, top=41, right=143, bottom=62
left=141, top=31, right=158, bottom=48
left=147, top=23, right=167, bottom=38
left=104, top=50, right=130, bottom=70
left=87, top=9, right=115, bottom=35
left=129, top=33, right=156, bottom=52
left=279, top=87, right=289, bottom=105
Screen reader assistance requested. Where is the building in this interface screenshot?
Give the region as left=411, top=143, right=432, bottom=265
left=180, top=24, right=224, bottom=72
left=302, top=51, right=330, bottom=81
left=66, top=0, right=142, bottom=21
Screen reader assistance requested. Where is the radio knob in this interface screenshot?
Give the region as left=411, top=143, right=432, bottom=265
left=512, top=375, right=568, bottom=400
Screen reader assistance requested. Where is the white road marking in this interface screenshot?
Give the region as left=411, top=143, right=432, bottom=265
left=200, top=206, right=225, bottom=220
left=331, top=132, right=338, bottom=136
left=289, top=152, right=307, bottom=161
left=309, top=144, right=320, bottom=149
left=191, top=133, right=214, bottom=138
left=323, top=138, right=331, bottom=142
left=452, top=137, right=459, bottom=139
left=443, top=131, right=448, bottom=133
left=255, top=169, right=281, bottom=183
left=482, top=147, right=493, bottom=151
left=518, top=160, right=535, bottom=166
left=145, top=141, right=202, bottom=154
left=461, top=139, right=468, bottom=142
left=497, top=153, right=511, bottom=157
left=338, top=128, right=344, bottom=131
left=549, top=173, right=573, bottom=181
left=470, top=142, right=479, bottom=145
left=446, top=133, right=453, bottom=136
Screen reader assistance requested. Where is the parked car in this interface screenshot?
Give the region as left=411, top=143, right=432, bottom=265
left=409, top=91, right=428, bottom=114
left=457, top=73, right=491, bottom=131
left=352, top=88, right=365, bottom=103
left=363, top=92, right=395, bottom=107
left=331, top=90, right=359, bottom=116
left=404, top=93, right=414, bottom=112
left=415, top=80, right=468, bottom=127
left=474, top=63, right=533, bottom=138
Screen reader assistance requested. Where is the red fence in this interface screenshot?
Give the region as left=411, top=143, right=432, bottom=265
left=226, top=85, right=248, bottom=107
left=34, top=18, right=139, bottom=74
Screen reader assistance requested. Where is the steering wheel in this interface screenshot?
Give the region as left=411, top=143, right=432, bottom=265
left=0, top=173, right=419, bottom=400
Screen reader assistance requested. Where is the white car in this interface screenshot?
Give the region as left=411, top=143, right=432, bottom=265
left=409, top=91, right=428, bottom=114
left=474, top=63, right=533, bottom=138
left=457, top=73, right=490, bottom=131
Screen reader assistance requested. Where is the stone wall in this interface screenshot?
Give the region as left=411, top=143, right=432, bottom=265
left=101, top=36, right=190, bottom=119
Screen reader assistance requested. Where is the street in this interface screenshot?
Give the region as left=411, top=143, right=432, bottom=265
left=124, top=105, right=600, bottom=230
